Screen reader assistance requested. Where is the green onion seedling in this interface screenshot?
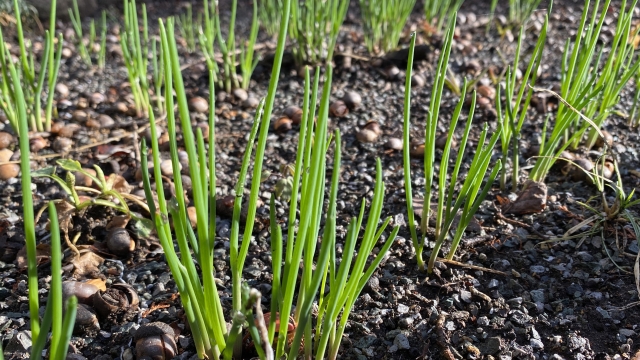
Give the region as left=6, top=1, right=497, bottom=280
left=404, top=19, right=502, bottom=273
left=495, top=14, right=547, bottom=191
left=69, top=0, right=92, bottom=65
left=359, top=0, right=416, bottom=53
left=425, top=0, right=463, bottom=35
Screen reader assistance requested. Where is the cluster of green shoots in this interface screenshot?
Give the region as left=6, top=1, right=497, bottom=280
left=141, top=2, right=396, bottom=358
left=424, top=0, right=463, bottom=35
left=288, top=0, right=348, bottom=66
left=68, top=0, right=108, bottom=68
left=359, top=0, right=416, bottom=54
left=259, top=0, right=283, bottom=36
left=176, top=3, right=197, bottom=53
left=199, top=0, right=260, bottom=92
left=490, top=0, right=543, bottom=27
left=529, top=0, right=640, bottom=182
left=3, top=3, right=78, bottom=358
left=495, top=14, right=548, bottom=190
left=120, top=0, right=152, bottom=116
left=403, top=19, right=502, bottom=273
left=0, top=0, right=62, bottom=133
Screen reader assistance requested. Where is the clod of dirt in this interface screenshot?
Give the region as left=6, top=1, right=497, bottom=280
left=284, top=105, right=303, bottom=125
left=75, top=168, right=96, bottom=187
left=364, top=121, right=382, bottom=135
left=274, top=117, right=293, bottom=134
left=435, top=133, right=456, bottom=150
left=96, top=114, right=115, bottom=129
left=53, top=137, right=73, bottom=153
left=0, top=149, right=19, bottom=180
left=72, top=110, right=89, bottom=123
left=477, top=96, right=492, bottom=111
left=595, top=130, right=613, bottom=148
left=92, top=283, right=139, bottom=322
left=357, top=128, right=378, bottom=143
left=329, top=100, right=348, bottom=118
left=55, top=83, right=70, bottom=98
left=90, top=92, right=106, bottom=106
left=600, top=161, right=614, bottom=179
left=0, top=132, right=14, bottom=150
left=62, top=280, right=100, bottom=304
left=233, top=88, right=248, bottom=102
left=58, top=123, right=81, bottom=138
left=134, top=322, right=177, bottom=360
left=74, top=303, right=100, bottom=336
left=411, top=73, right=426, bottom=88
left=242, top=96, right=260, bottom=109
left=501, top=180, right=548, bottom=215
left=567, top=158, right=594, bottom=182
left=187, top=206, right=197, bottom=227
left=106, top=228, right=135, bottom=256
left=30, top=136, right=48, bottom=153
left=343, top=91, right=362, bottom=109
left=188, top=96, right=209, bottom=113
left=385, top=137, right=403, bottom=151
left=160, top=159, right=180, bottom=177
left=410, top=142, right=425, bottom=158
left=477, top=85, right=496, bottom=100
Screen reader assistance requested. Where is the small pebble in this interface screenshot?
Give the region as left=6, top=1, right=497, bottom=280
left=385, top=137, right=403, bottom=150
left=343, top=91, right=362, bottom=109
left=160, top=159, right=180, bottom=177
left=232, top=88, right=248, bottom=102
left=55, top=83, right=70, bottom=98
left=188, top=97, right=209, bottom=113
left=0, top=149, right=19, bottom=180
left=0, top=132, right=14, bottom=150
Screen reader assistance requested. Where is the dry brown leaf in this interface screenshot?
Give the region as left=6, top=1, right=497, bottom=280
left=502, top=180, right=547, bottom=215
left=106, top=215, right=130, bottom=230
left=108, top=174, right=133, bottom=194
left=95, top=144, right=133, bottom=160
left=16, top=244, right=51, bottom=270
left=54, top=200, right=76, bottom=233
left=86, top=278, right=107, bottom=291
left=71, top=250, right=105, bottom=277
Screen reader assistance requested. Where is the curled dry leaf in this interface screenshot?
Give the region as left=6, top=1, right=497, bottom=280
left=106, top=215, right=129, bottom=230
left=95, top=144, right=133, bottom=160
left=501, top=180, right=547, bottom=215
left=16, top=244, right=50, bottom=270
left=107, top=173, right=133, bottom=194
left=71, top=249, right=105, bottom=277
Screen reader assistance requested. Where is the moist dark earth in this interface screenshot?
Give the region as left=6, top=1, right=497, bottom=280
left=1, top=0, right=640, bottom=359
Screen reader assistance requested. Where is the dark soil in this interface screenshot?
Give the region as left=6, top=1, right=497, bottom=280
left=1, top=0, right=640, bottom=359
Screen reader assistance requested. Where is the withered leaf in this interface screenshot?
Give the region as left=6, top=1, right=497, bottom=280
left=108, top=174, right=133, bottom=194
left=16, top=244, right=51, bottom=270
left=71, top=250, right=105, bottom=277
left=501, top=180, right=547, bottom=215
left=106, top=215, right=130, bottom=230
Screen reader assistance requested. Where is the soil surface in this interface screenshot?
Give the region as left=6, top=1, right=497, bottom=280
left=1, top=0, right=640, bottom=359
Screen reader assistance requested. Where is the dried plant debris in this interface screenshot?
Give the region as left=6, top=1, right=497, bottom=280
left=500, top=180, right=548, bottom=215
